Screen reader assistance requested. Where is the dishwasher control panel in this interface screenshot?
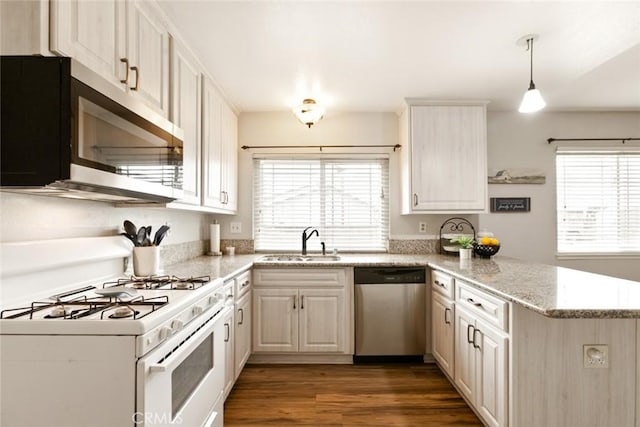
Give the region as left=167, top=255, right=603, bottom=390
left=354, top=267, right=426, bottom=284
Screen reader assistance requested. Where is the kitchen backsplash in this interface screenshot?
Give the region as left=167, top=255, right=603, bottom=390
left=161, top=239, right=439, bottom=260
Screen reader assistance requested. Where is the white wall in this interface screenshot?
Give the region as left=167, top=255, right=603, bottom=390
left=0, top=192, right=213, bottom=245
left=213, top=111, right=470, bottom=243
left=481, top=111, right=640, bottom=281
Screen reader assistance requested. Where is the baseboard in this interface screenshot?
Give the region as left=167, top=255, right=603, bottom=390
left=248, top=353, right=354, bottom=364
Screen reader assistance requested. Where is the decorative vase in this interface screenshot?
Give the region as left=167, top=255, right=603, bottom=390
left=133, top=246, right=160, bottom=277
left=459, top=247, right=472, bottom=259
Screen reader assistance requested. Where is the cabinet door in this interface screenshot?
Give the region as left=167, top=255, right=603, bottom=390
left=474, top=318, right=508, bottom=427
left=432, top=292, right=455, bottom=378
left=126, top=0, right=170, bottom=117
left=221, top=101, right=238, bottom=211
left=201, top=77, right=225, bottom=209
left=169, top=39, right=201, bottom=206
left=298, top=288, right=345, bottom=353
left=222, top=307, right=235, bottom=399
left=409, top=104, right=487, bottom=212
left=454, top=306, right=476, bottom=403
left=50, top=0, right=126, bottom=90
left=234, top=290, right=251, bottom=380
left=252, top=288, right=298, bottom=353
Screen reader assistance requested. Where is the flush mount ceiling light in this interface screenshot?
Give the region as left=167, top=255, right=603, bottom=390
left=517, top=34, right=546, bottom=113
left=293, top=98, right=325, bottom=128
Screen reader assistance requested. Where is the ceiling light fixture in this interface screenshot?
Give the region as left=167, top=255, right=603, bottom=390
left=293, top=98, right=325, bottom=128
left=518, top=34, right=546, bottom=113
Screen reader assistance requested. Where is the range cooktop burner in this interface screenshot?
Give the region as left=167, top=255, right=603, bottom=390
left=0, top=294, right=169, bottom=321
left=103, top=275, right=212, bottom=291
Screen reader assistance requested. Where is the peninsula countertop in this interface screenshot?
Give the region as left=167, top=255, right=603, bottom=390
left=166, top=253, right=640, bottom=319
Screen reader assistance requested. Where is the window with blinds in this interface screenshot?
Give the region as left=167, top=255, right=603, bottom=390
left=556, top=148, right=640, bottom=254
left=254, top=157, right=389, bottom=252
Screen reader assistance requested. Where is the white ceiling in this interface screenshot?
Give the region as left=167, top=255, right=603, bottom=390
left=157, top=1, right=640, bottom=113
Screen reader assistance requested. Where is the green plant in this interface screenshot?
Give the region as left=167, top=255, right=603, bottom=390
left=449, top=235, right=475, bottom=249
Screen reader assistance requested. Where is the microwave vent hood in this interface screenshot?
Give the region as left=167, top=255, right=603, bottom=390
left=0, top=56, right=183, bottom=204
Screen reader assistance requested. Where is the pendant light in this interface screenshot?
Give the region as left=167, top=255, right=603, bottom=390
left=293, top=98, right=325, bottom=128
left=518, top=34, right=546, bottom=113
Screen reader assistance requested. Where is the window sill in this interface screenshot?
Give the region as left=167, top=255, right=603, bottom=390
left=556, top=252, right=640, bottom=260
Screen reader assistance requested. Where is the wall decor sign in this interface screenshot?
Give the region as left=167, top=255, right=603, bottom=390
left=488, top=168, right=546, bottom=184
left=490, top=197, right=531, bottom=212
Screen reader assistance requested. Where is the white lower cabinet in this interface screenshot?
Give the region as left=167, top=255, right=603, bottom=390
left=455, top=304, right=508, bottom=427
left=221, top=306, right=235, bottom=398
left=234, top=273, right=252, bottom=379
left=252, top=268, right=349, bottom=355
left=431, top=291, right=455, bottom=378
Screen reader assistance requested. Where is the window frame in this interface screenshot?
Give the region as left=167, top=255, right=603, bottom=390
left=252, top=154, right=390, bottom=253
left=555, top=145, right=640, bottom=260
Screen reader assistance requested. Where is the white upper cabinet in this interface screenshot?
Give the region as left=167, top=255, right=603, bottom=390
left=202, top=76, right=238, bottom=213
left=50, top=0, right=127, bottom=90
left=400, top=100, right=488, bottom=213
left=169, top=38, right=201, bottom=206
left=51, top=0, right=170, bottom=118
left=126, top=0, right=170, bottom=117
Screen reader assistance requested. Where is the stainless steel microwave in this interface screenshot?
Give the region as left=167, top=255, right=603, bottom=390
left=1, top=56, right=183, bottom=203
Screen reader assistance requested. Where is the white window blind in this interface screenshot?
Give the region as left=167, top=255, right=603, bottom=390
left=254, top=157, right=389, bottom=252
left=556, top=148, right=640, bottom=254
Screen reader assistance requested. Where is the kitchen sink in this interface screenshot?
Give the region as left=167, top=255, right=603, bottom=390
left=259, top=254, right=341, bottom=262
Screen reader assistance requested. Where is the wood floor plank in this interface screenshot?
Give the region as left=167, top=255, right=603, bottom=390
left=224, top=364, right=482, bottom=426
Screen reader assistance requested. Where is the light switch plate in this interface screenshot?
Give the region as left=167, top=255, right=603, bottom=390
left=583, top=344, right=609, bottom=368
left=230, top=222, right=242, bottom=234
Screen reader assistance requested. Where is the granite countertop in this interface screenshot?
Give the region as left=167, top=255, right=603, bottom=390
left=166, top=253, right=640, bottom=319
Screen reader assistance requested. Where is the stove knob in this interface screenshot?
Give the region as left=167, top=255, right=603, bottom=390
left=192, top=306, right=204, bottom=316
left=158, top=326, right=173, bottom=340
left=172, top=320, right=184, bottom=331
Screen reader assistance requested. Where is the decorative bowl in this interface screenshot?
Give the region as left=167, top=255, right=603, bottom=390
left=473, top=243, right=500, bottom=259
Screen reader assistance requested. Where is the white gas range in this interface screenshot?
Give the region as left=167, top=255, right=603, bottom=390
left=0, top=237, right=229, bottom=427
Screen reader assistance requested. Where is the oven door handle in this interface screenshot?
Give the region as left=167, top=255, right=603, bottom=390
left=148, top=306, right=228, bottom=374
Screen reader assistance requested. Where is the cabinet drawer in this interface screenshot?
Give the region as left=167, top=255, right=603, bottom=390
left=253, top=269, right=346, bottom=288
left=431, top=270, right=454, bottom=299
left=456, top=281, right=508, bottom=331
left=235, top=270, right=251, bottom=299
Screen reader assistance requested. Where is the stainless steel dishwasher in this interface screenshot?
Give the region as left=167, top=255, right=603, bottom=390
left=354, top=267, right=426, bottom=358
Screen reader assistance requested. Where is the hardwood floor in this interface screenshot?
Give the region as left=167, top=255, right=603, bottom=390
left=224, top=364, right=482, bottom=426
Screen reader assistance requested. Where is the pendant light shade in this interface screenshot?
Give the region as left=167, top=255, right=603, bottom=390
left=518, top=35, right=546, bottom=113
left=293, top=98, right=325, bottom=128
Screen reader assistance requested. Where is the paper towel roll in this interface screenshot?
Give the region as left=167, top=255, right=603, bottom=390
left=210, top=224, right=220, bottom=254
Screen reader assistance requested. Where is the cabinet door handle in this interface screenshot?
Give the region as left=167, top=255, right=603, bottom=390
left=130, top=66, right=139, bottom=90
left=466, top=297, right=483, bottom=308
left=119, top=58, right=129, bottom=84
left=224, top=323, right=230, bottom=342
left=293, top=296, right=296, bottom=310
left=444, top=307, right=451, bottom=325
left=472, top=328, right=481, bottom=349
left=301, top=295, right=304, bottom=309
left=238, top=308, right=244, bottom=325
left=467, top=324, right=475, bottom=344
left=413, top=193, right=418, bottom=206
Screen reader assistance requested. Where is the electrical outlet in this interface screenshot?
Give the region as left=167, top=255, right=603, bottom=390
left=419, top=222, right=427, bottom=233
left=230, top=222, right=242, bottom=234
left=583, top=344, right=609, bottom=368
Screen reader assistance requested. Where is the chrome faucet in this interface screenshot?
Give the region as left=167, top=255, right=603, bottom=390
left=302, top=227, right=319, bottom=255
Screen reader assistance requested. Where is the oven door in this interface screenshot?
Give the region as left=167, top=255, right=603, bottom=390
left=136, top=306, right=230, bottom=427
